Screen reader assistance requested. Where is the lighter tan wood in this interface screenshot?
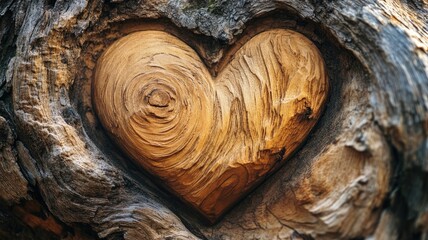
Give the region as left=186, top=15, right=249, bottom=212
left=92, top=29, right=328, bottom=222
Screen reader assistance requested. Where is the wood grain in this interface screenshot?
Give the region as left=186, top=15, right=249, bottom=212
left=92, top=29, right=328, bottom=222
left=3, top=0, right=427, bottom=238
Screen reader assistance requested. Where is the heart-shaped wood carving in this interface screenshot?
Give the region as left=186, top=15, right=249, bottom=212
left=93, top=29, right=328, bottom=222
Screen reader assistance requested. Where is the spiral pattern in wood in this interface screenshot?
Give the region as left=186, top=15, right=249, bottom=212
left=93, top=29, right=328, bottom=222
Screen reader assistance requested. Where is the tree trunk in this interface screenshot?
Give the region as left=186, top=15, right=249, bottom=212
left=0, top=0, right=427, bottom=239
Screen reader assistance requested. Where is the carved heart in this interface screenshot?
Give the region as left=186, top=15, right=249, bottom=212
left=93, top=29, right=328, bottom=222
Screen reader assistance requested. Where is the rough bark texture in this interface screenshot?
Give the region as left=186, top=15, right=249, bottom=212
left=0, top=0, right=427, bottom=239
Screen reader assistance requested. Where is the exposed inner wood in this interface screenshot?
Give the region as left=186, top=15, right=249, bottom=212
left=92, top=29, right=328, bottom=222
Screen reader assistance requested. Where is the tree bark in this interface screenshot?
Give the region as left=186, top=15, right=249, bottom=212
left=0, top=0, right=427, bottom=239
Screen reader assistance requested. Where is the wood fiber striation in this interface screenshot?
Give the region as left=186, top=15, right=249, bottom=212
left=92, top=29, right=328, bottom=221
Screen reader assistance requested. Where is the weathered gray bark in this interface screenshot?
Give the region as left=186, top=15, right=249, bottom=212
left=0, top=0, right=427, bottom=239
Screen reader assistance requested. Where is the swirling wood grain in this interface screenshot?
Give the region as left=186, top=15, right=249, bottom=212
left=92, top=29, right=328, bottom=222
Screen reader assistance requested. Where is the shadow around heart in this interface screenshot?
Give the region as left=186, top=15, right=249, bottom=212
left=71, top=10, right=369, bottom=228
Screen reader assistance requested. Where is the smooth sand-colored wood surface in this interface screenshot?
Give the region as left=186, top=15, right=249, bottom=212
left=92, top=29, right=328, bottom=221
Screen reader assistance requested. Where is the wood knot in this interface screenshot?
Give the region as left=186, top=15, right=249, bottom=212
left=147, top=89, right=171, bottom=107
